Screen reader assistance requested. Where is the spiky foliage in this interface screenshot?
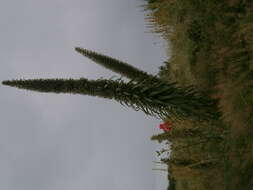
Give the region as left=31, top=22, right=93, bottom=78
left=75, top=47, right=154, bottom=80
left=151, top=128, right=203, bottom=143
left=2, top=77, right=220, bottom=121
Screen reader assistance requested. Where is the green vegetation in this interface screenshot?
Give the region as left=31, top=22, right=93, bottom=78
left=75, top=47, right=153, bottom=81
left=2, top=64, right=219, bottom=121
left=145, top=0, right=253, bottom=189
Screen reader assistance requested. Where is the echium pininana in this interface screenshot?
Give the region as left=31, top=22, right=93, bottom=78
left=2, top=75, right=220, bottom=122
left=75, top=47, right=155, bottom=81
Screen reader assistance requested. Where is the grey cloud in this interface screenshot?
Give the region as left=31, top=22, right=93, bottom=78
left=0, top=0, right=168, bottom=189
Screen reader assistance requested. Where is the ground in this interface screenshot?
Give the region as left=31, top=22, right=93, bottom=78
left=146, top=0, right=253, bottom=189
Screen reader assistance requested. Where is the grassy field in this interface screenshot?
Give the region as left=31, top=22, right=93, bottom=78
left=145, top=0, right=253, bottom=189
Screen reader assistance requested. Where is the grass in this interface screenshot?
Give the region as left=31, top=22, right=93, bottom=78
left=145, top=0, right=253, bottom=189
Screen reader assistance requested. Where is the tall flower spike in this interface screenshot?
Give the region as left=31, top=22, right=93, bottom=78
left=75, top=47, right=154, bottom=81
left=2, top=77, right=221, bottom=122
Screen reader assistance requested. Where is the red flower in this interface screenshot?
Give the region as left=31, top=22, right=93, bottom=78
left=159, top=121, right=172, bottom=132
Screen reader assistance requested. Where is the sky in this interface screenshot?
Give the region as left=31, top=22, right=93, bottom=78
left=0, top=0, right=170, bottom=189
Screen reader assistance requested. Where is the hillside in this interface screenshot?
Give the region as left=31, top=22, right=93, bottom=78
left=145, top=1, right=253, bottom=189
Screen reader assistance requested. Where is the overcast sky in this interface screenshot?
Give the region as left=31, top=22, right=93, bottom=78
left=0, top=0, right=169, bottom=190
